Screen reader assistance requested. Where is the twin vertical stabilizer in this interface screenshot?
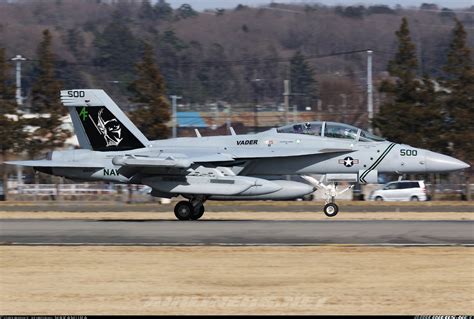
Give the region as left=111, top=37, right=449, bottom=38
left=60, top=89, right=149, bottom=152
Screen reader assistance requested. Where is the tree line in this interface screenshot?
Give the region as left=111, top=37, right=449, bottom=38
left=1, top=1, right=471, bottom=108
left=1, top=15, right=471, bottom=161
left=374, top=17, right=473, bottom=166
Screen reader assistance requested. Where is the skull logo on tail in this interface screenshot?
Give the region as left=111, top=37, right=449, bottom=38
left=94, top=108, right=123, bottom=147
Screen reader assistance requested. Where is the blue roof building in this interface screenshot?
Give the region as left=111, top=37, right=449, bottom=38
left=176, top=112, right=208, bottom=128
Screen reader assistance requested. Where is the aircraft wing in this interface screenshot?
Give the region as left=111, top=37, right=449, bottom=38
left=229, top=147, right=353, bottom=159
left=113, top=148, right=352, bottom=168
left=5, top=148, right=352, bottom=169
left=112, top=153, right=234, bottom=168
left=317, top=148, right=355, bottom=153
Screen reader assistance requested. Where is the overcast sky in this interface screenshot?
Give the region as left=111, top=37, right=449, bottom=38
left=165, top=0, right=474, bottom=10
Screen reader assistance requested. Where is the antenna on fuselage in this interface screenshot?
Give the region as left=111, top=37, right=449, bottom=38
left=229, top=127, right=236, bottom=136
left=194, top=129, right=202, bottom=138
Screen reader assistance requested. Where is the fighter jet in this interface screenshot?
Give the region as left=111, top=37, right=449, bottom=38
left=7, top=89, right=470, bottom=220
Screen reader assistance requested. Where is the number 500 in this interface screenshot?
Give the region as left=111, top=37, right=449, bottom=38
left=400, top=149, right=417, bottom=156
left=67, top=90, right=85, bottom=98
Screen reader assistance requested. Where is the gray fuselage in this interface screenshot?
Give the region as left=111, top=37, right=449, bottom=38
left=50, top=128, right=464, bottom=185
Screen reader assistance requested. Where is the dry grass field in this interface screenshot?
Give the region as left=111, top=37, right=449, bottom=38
left=0, top=211, right=472, bottom=221
left=1, top=246, right=473, bottom=315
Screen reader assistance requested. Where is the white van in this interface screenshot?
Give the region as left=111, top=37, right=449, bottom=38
left=369, top=180, right=428, bottom=201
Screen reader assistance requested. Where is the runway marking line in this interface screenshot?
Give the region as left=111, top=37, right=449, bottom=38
left=1, top=242, right=473, bottom=247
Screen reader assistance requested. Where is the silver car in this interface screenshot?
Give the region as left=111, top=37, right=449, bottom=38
left=369, top=180, right=428, bottom=201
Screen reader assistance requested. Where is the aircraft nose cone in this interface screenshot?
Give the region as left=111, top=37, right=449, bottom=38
left=425, top=151, right=470, bottom=172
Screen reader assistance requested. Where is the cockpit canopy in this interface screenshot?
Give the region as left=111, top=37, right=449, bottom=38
left=276, top=121, right=385, bottom=142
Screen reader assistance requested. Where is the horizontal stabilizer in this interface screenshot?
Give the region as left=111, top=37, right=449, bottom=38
left=5, top=160, right=103, bottom=168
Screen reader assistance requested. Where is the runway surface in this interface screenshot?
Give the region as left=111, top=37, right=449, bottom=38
left=1, top=219, right=472, bottom=245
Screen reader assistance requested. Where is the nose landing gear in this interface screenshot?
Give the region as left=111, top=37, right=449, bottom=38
left=323, top=203, right=339, bottom=217
left=302, top=175, right=353, bottom=218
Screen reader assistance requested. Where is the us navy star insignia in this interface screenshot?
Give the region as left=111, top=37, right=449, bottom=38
left=338, top=156, right=359, bottom=167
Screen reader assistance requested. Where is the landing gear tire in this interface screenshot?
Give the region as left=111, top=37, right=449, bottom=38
left=174, top=201, right=193, bottom=220
left=190, top=205, right=205, bottom=220
left=323, top=203, right=339, bottom=217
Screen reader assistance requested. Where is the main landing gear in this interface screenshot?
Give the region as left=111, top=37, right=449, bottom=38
left=302, top=176, right=354, bottom=218
left=174, top=197, right=206, bottom=221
